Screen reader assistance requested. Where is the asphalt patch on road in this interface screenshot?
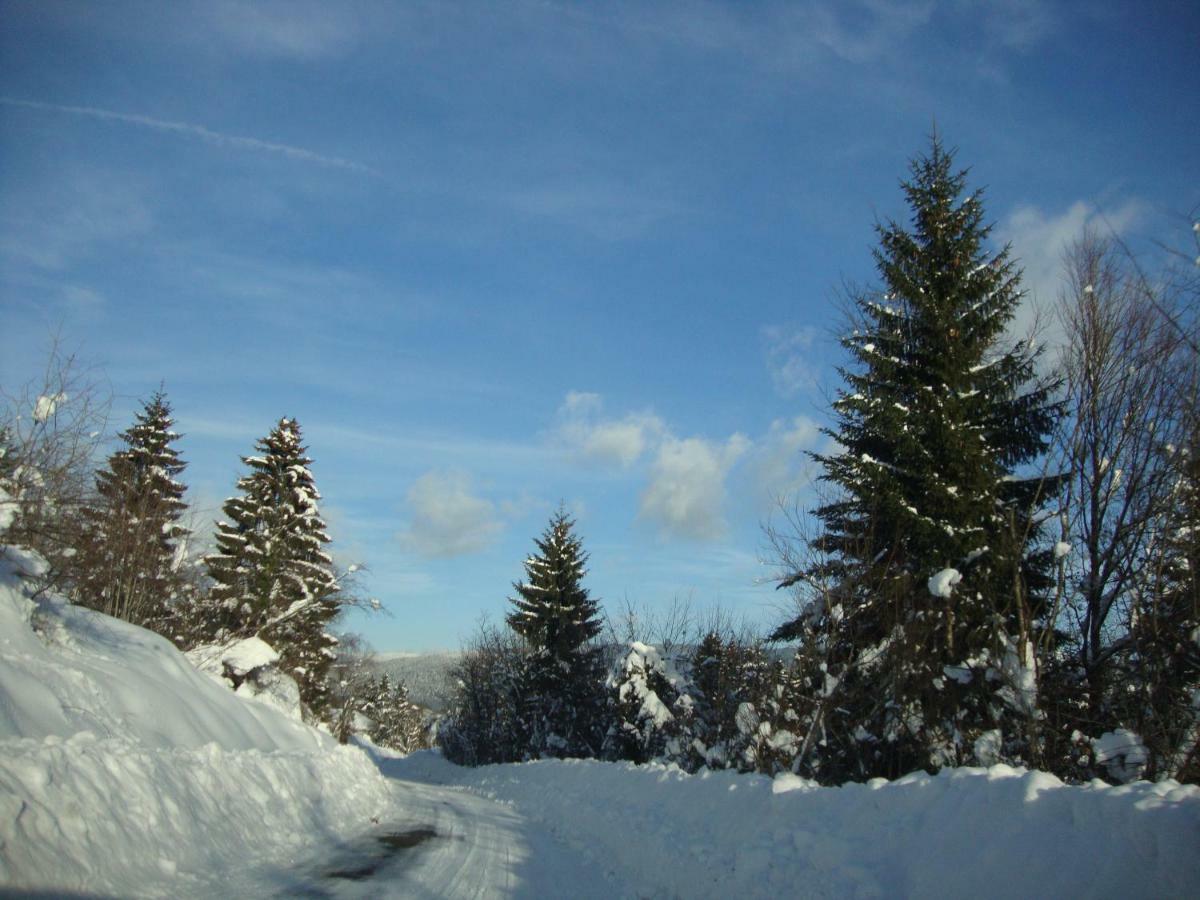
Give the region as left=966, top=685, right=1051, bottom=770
left=324, top=828, right=440, bottom=881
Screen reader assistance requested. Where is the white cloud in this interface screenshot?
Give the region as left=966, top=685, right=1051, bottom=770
left=555, top=391, right=667, bottom=469
left=553, top=391, right=755, bottom=539
left=749, top=416, right=823, bottom=506
left=201, top=0, right=369, bottom=59
left=639, top=434, right=751, bottom=541
left=561, top=391, right=603, bottom=416
left=999, top=198, right=1143, bottom=347
left=763, top=324, right=822, bottom=397
left=399, top=470, right=504, bottom=559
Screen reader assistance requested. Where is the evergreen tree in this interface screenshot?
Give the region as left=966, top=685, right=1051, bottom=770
left=367, top=674, right=428, bottom=753
left=689, top=630, right=728, bottom=756
left=604, top=642, right=696, bottom=766
left=74, top=392, right=189, bottom=627
left=203, top=418, right=341, bottom=713
left=687, top=632, right=777, bottom=771
left=774, top=137, right=1058, bottom=780
left=506, top=508, right=605, bottom=757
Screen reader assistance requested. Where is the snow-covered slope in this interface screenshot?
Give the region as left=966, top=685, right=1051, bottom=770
left=0, top=547, right=391, bottom=896
left=0, top=550, right=321, bottom=751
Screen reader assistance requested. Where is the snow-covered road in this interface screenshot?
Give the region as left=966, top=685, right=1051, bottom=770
left=250, top=771, right=623, bottom=899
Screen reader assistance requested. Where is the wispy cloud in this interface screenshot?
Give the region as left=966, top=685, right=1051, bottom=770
left=0, top=165, right=154, bottom=272
left=762, top=324, right=824, bottom=398
left=564, top=1, right=935, bottom=68
left=500, top=180, right=684, bottom=240
left=974, top=0, right=1056, bottom=52
left=1, top=98, right=380, bottom=176
left=803, top=0, right=936, bottom=64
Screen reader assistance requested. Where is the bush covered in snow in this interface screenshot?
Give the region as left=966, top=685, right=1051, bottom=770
left=603, top=641, right=695, bottom=765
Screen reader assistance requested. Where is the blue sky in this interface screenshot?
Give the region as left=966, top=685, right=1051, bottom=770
left=2, top=1, right=1195, bottom=651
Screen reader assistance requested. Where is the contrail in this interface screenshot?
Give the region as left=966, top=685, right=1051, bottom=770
left=1, top=97, right=381, bottom=177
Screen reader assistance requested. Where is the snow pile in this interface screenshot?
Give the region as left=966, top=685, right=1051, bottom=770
left=1092, top=728, right=1149, bottom=783
left=187, top=636, right=303, bottom=720
left=395, top=752, right=1200, bottom=899
left=32, top=392, right=66, bottom=423
left=0, top=546, right=391, bottom=897
left=927, top=566, right=962, bottom=598
left=0, top=484, right=16, bottom=532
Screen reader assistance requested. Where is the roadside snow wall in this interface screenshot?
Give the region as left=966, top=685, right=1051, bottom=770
left=0, top=547, right=390, bottom=897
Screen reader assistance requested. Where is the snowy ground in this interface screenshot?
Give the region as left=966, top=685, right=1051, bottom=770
left=2, top=546, right=1199, bottom=898
left=393, top=753, right=1200, bottom=899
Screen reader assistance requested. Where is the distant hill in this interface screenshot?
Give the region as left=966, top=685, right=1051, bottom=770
left=371, top=651, right=461, bottom=712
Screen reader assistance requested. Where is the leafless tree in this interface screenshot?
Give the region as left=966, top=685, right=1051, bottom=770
left=1049, top=227, right=1199, bottom=779
left=1053, top=233, right=1179, bottom=689
left=0, top=340, right=110, bottom=591
left=604, top=593, right=698, bottom=658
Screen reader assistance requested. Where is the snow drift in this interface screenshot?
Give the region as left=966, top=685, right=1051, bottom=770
left=0, top=546, right=390, bottom=897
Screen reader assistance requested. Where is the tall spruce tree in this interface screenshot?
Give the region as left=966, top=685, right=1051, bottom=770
left=204, top=418, right=341, bottom=713
left=75, top=392, right=189, bottom=627
left=775, top=137, right=1058, bottom=780
left=507, top=508, right=605, bottom=757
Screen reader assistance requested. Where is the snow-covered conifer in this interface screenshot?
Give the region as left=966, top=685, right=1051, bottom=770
left=74, top=392, right=189, bottom=627
left=367, top=674, right=428, bottom=753
left=773, top=137, right=1059, bottom=780
left=604, top=642, right=696, bottom=766
left=506, top=507, right=605, bottom=758
left=203, top=418, right=341, bottom=714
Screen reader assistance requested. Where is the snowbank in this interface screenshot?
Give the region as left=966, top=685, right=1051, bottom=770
left=0, top=547, right=391, bottom=896
left=394, top=752, right=1200, bottom=899
left=0, top=550, right=319, bottom=751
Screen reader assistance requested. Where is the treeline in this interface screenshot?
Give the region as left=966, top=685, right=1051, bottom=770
left=443, top=138, right=1198, bottom=786
left=438, top=508, right=810, bottom=774
left=0, top=389, right=424, bottom=751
